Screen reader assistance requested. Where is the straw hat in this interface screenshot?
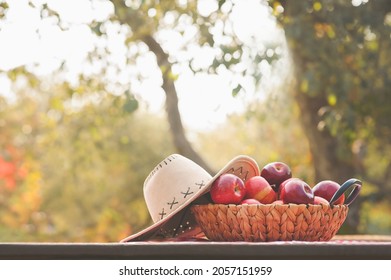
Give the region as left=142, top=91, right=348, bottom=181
left=120, top=154, right=259, bottom=242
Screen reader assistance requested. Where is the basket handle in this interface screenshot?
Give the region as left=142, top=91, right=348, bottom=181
left=330, top=178, right=362, bottom=206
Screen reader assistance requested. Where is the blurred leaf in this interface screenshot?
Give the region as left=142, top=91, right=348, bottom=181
left=123, top=98, right=139, bottom=113
left=218, top=0, right=226, bottom=9
left=300, top=79, right=309, bottom=93
left=0, top=2, right=8, bottom=18
left=313, top=2, right=322, bottom=12
left=327, top=93, right=337, bottom=106
left=232, top=84, right=242, bottom=97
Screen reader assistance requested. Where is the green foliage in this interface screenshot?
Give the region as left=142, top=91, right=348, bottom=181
left=0, top=2, right=7, bottom=19
left=107, top=0, right=280, bottom=96
left=0, top=82, right=175, bottom=241
left=271, top=0, right=391, bottom=152
left=360, top=201, right=391, bottom=235
left=269, top=0, right=391, bottom=232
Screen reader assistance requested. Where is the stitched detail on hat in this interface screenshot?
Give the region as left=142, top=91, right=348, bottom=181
left=144, top=154, right=178, bottom=185
left=195, top=180, right=206, bottom=189
left=226, top=166, right=250, bottom=181
left=158, top=208, right=167, bottom=220
left=167, top=197, right=178, bottom=210
left=181, top=187, right=194, bottom=198
left=155, top=179, right=207, bottom=222
left=161, top=179, right=206, bottom=220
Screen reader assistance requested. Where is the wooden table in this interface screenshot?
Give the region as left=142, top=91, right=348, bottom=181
left=1, top=235, right=390, bottom=259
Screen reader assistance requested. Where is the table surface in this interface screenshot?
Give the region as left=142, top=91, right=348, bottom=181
left=1, top=235, right=390, bottom=260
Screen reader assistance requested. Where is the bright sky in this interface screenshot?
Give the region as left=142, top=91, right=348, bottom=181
left=0, top=0, right=284, bottom=131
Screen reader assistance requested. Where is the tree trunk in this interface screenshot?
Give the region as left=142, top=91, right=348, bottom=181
left=110, top=1, right=214, bottom=174
left=141, top=35, right=214, bottom=174
left=293, top=82, right=360, bottom=232
left=280, top=2, right=361, bottom=232
left=293, top=92, right=356, bottom=183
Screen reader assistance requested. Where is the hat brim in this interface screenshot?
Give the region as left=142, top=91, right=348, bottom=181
left=120, top=155, right=259, bottom=242
left=120, top=187, right=209, bottom=242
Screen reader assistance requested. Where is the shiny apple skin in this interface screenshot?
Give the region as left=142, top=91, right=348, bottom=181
left=261, top=162, right=292, bottom=192
left=210, top=174, right=246, bottom=204
left=244, top=176, right=277, bottom=204
left=279, top=178, right=314, bottom=204
left=272, top=199, right=284, bottom=205
left=241, top=198, right=262, bottom=205
left=313, top=196, right=329, bottom=205
left=312, top=180, right=345, bottom=205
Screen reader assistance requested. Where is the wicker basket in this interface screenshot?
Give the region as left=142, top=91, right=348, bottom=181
left=191, top=203, right=349, bottom=242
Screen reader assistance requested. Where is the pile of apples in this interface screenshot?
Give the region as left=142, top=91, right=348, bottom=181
left=210, top=162, right=345, bottom=206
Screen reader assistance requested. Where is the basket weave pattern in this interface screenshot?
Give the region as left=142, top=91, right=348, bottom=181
left=191, top=204, right=348, bottom=242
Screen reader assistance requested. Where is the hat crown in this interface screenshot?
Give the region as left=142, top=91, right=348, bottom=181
left=143, top=154, right=212, bottom=223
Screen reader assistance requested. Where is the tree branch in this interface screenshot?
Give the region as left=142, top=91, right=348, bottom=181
left=141, top=35, right=214, bottom=174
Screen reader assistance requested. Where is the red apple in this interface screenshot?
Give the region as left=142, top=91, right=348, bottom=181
left=272, top=199, right=284, bottom=205
left=244, top=176, right=277, bottom=204
left=312, top=180, right=345, bottom=205
left=279, top=178, right=314, bottom=204
left=314, top=196, right=329, bottom=205
left=241, top=198, right=262, bottom=205
left=210, top=174, right=246, bottom=204
left=261, top=162, right=292, bottom=192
